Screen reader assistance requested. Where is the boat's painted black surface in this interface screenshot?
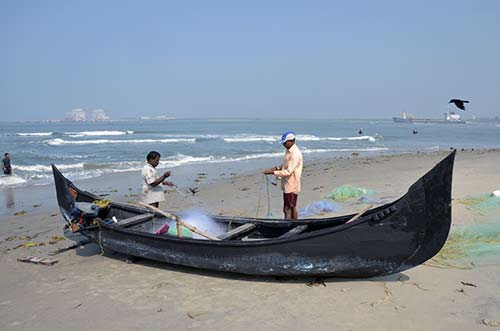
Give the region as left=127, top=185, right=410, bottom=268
left=52, top=151, right=455, bottom=277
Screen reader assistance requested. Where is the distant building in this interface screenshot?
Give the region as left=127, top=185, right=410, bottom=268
left=64, top=108, right=111, bottom=121
left=93, top=109, right=110, bottom=121
left=70, top=108, right=86, bottom=122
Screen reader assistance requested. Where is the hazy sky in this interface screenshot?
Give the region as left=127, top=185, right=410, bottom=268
left=2, top=1, right=499, bottom=120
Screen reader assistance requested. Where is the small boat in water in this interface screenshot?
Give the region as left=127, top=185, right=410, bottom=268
left=52, top=151, right=455, bottom=277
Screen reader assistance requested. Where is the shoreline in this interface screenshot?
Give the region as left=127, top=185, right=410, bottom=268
left=1, top=147, right=499, bottom=218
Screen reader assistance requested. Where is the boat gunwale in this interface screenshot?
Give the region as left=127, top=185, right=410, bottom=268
left=85, top=192, right=407, bottom=248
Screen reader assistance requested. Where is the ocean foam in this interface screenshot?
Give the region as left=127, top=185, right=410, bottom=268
left=327, top=135, right=377, bottom=142
left=0, top=175, right=28, bottom=187
left=296, top=135, right=377, bottom=142
left=10, top=146, right=389, bottom=186
left=223, top=136, right=276, bottom=142
left=16, top=132, right=54, bottom=136
left=45, top=138, right=195, bottom=145
left=301, top=147, right=388, bottom=153
left=161, top=155, right=216, bottom=167
left=15, top=163, right=85, bottom=172
left=222, top=134, right=377, bottom=143
left=64, top=130, right=135, bottom=137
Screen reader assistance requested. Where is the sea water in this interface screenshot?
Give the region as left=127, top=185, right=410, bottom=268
left=1, top=118, right=500, bottom=188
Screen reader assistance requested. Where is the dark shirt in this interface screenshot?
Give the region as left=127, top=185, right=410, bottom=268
left=2, top=158, right=11, bottom=175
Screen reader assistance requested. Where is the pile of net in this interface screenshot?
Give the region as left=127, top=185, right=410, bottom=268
left=457, top=194, right=500, bottom=214
left=299, top=200, right=341, bottom=218
left=326, top=185, right=375, bottom=201
left=428, top=221, right=500, bottom=268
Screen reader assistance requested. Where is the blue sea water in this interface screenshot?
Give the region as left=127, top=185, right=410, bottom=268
left=1, top=118, right=499, bottom=188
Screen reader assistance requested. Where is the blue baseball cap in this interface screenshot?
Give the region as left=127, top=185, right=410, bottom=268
left=280, top=131, right=296, bottom=144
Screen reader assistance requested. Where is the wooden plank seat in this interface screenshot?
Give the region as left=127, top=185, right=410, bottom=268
left=117, top=213, right=154, bottom=227
left=278, top=225, right=309, bottom=238
left=217, top=223, right=256, bottom=240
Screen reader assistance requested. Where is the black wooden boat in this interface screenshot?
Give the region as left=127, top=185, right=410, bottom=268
left=52, top=150, right=455, bottom=277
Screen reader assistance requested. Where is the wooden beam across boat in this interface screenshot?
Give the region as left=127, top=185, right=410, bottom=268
left=279, top=225, right=309, bottom=238
left=217, top=223, right=256, bottom=240
left=117, top=213, right=154, bottom=227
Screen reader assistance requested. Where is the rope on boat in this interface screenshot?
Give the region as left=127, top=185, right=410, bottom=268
left=255, top=174, right=274, bottom=218
left=255, top=175, right=264, bottom=218
left=265, top=175, right=273, bottom=218
left=93, top=199, right=111, bottom=209
left=93, top=220, right=105, bottom=256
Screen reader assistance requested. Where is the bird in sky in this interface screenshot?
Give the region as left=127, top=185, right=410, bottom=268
left=448, top=99, right=469, bottom=111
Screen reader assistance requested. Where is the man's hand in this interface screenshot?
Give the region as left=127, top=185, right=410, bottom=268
left=163, top=171, right=171, bottom=178
left=262, top=166, right=279, bottom=175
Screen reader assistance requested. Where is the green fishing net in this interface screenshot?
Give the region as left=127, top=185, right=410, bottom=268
left=429, top=222, right=500, bottom=268
left=167, top=224, right=193, bottom=238
left=457, top=195, right=500, bottom=214
left=326, top=185, right=375, bottom=201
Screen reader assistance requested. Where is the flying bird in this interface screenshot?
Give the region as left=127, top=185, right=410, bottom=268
left=189, top=187, right=199, bottom=196
left=448, top=99, right=469, bottom=111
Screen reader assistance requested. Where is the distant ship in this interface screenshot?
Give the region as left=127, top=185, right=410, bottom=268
left=140, top=115, right=176, bottom=121
left=393, top=112, right=466, bottom=124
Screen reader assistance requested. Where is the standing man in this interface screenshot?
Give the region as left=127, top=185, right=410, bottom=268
left=141, top=151, right=174, bottom=208
left=2, top=153, right=12, bottom=175
left=262, top=131, right=303, bottom=219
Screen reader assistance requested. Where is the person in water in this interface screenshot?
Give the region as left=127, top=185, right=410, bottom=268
left=141, top=151, right=174, bottom=208
left=358, top=128, right=363, bottom=135
left=2, top=153, right=12, bottom=175
left=262, top=131, right=303, bottom=220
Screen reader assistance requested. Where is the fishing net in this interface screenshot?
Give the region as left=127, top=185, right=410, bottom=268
left=326, top=185, right=375, bottom=201
left=357, top=195, right=389, bottom=204
left=299, top=200, right=341, bottom=218
left=167, top=224, right=193, bottom=238
left=457, top=195, right=500, bottom=214
left=428, top=222, right=500, bottom=268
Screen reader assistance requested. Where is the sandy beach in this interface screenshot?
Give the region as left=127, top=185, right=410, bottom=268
left=1, top=150, right=499, bottom=331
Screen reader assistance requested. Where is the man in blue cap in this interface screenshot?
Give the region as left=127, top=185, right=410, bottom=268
left=262, top=131, right=303, bottom=219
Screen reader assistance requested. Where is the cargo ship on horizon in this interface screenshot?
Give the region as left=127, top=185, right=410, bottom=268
left=393, top=112, right=466, bottom=124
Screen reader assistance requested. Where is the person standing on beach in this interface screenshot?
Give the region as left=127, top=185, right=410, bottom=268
left=141, top=151, right=174, bottom=208
left=2, top=153, right=12, bottom=175
left=262, top=131, right=303, bottom=219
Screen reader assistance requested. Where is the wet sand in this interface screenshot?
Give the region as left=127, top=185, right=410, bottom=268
left=1, top=150, right=499, bottom=331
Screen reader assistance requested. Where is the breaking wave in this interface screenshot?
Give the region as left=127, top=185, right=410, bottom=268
left=301, top=147, right=388, bottom=153
left=299, top=135, right=378, bottom=142
left=16, top=132, right=54, bottom=136
left=65, top=130, right=135, bottom=137
left=222, top=134, right=379, bottom=143
left=223, top=135, right=277, bottom=143
left=0, top=175, right=28, bottom=187
left=6, top=147, right=388, bottom=187
left=44, top=138, right=195, bottom=145
left=15, top=163, right=86, bottom=172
